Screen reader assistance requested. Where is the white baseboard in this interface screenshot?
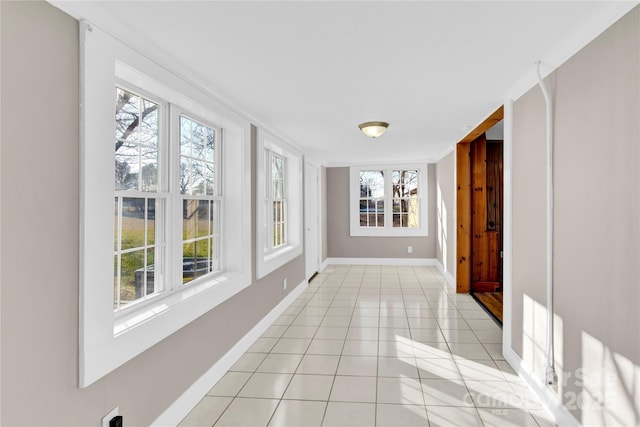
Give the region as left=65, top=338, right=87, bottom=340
left=319, top=258, right=329, bottom=272
left=504, top=347, right=581, bottom=427
left=326, top=257, right=440, bottom=266
left=151, top=279, right=308, bottom=426
left=433, top=259, right=456, bottom=290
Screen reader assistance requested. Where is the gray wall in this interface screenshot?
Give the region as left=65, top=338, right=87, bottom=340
left=0, top=2, right=304, bottom=426
left=435, top=151, right=456, bottom=279
left=511, top=7, right=639, bottom=425
left=326, top=166, right=437, bottom=259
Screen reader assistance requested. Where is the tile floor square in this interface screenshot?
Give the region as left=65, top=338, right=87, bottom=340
left=237, top=372, right=292, bottom=399
left=376, top=403, right=429, bottom=427
left=329, top=375, right=377, bottom=403
left=207, top=372, right=252, bottom=397
left=322, top=401, right=376, bottom=427
left=257, top=354, right=303, bottom=373
left=295, top=354, right=340, bottom=375
left=282, top=374, right=334, bottom=401
left=336, top=355, right=378, bottom=376
left=178, top=396, right=231, bottom=427
left=214, top=397, right=278, bottom=426
left=377, top=376, right=425, bottom=405
left=268, top=400, right=326, bottom=427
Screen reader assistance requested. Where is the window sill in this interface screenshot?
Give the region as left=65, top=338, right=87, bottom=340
left=257, top=244, right=302, bottom=279
left=114, top=270, right=240, bottom=336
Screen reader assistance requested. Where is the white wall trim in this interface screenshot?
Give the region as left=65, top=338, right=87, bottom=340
left=319, top=258, right=329, bottom=272
left=502, top=98, right=514, bottom=359
left=504, top=348, right=581, bottom=427
left=151, top=279, right=308, bottom=427
left=433, top=259, right=456, bottom=290
left=326, top=257, right=439, bottom=267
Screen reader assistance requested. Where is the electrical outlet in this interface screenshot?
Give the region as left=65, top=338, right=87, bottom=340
left=407, top=246, right=413, bottom=254
left=283, top=278, right=287, bottom=290
left=102, top=407, right=119, bottom=427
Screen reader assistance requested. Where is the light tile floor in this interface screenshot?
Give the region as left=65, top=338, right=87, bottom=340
left=179, top=265, right=556, bottom=427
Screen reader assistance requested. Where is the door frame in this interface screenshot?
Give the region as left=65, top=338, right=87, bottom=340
left=456, top=106, right=504, bottom=293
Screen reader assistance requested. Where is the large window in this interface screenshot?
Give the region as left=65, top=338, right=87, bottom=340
left=350, top=165, right=428, bottom=236
left=267, top=151, right=287, bottom=250
left=256, top=130, right=302, bottom=279
left=80, top=22, right=251, bottom=388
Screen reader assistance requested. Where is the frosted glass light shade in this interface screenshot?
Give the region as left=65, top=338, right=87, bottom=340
left=359, top=121, right=389, bottom=138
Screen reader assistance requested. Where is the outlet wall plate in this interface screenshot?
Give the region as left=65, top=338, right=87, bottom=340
left=102, top=407, right=119, bottom=427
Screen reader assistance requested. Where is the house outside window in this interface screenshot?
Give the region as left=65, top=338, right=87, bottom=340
left=350, top=165, right=428, bottom=237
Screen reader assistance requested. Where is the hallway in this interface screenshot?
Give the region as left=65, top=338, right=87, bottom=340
left=179, top=265, right=553, bottom=426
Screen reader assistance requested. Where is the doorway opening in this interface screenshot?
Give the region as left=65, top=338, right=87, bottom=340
left=456, top=106, right=504, bottom=324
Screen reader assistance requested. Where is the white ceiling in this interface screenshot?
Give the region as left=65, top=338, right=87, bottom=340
left=53, top=1, right=610, bottom=164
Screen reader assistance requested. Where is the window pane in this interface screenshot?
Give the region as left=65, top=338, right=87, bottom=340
left=360, top=170, right=384, bottom=198
left=121, top=198, right=145, bottom=250
left=180, top=116, right=191, bottom=156
left=190, top=160, right=205, bottom=195
left=182, top=199, right=217, bottom=284
left=392, top=170, right=419, bottom=228
left=140, top=99, right=158, bottom=147
left=183, top=199, right=198, bottom=241
left=147, top=199, right=155, bottom=246
left=120, top=250, right=145, bottom=305
left=408, top=198, right=419, bottom=228
left=114, top=198, right=119, bottom=251
left=180, top=159, right=190, bottom=194
left=115, top=88, right=139, bottom=142
left=196, top=200, right=210, bottom=238
left=141, top=149, right=158, bottom=192
left=115, top=143, right=139, bottom=191
left=183, top=241, right=211, bottom=284
left=392, top=170, right=418, bottom=198
left=206, top=128, right=215, bottom=162
left=180, top=115, right=217, bottom=196
left=192, top=123, right=206, bottom=160
left=205, top=164, right=215, bottom=196
left=145, top=248, right=156, bottom=297
left=115, top=88, right=159, bottom=194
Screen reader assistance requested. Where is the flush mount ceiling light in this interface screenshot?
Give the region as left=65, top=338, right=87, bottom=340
left=358, top=121, right=389, bottom=138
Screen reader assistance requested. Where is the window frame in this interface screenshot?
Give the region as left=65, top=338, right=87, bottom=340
left=112, top=82, right=168, bottom=311
left=172, top=108, right=224, bottom=287
left=256, top=129, right=303, bottom=279
left=349, top=164, right=429, bottom=237
left=266, top=150, right=288, bottom=251
left=79, top=21, right=251, bottom=388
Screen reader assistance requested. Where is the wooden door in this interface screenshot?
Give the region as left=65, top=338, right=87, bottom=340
left=456, top=106, right=504, bottom=294
left=470, top=135, right=503, bottom=292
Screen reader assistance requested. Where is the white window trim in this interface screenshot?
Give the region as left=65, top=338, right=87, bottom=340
left=349, top=164, right=429, bottom=237
left=256, top=129, right=303, bottom=279
left=79, top=21, right=251, bottom=388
